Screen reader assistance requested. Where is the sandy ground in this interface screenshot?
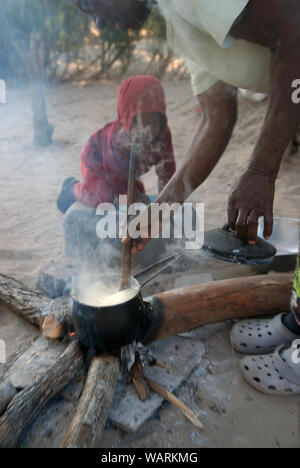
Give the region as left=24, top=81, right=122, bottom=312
left=0, top=79, right=300, bottom=448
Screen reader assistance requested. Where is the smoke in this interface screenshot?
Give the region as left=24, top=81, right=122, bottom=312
left=131, top=123, right=154, bottom=147
left=73, top=269, right=139, bottom=307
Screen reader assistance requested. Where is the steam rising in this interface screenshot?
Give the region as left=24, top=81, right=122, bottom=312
left=73, top=271, right=139, bottom=307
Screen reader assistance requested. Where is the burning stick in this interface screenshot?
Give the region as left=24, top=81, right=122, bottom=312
left=42, top=305, right=74, bottom=341
left=149, top=358, right=168, bottom=369
left=127, top=353, right=203, bottom=428
left=146, top=377, right=203, bottom=430
left=130, top=353, right=150, bottom=402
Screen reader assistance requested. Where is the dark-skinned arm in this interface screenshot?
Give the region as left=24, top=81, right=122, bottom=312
left=127, top=81, right=237, bottom=254
left=228, top=0, right=300, bottom=243
left=158, top=82, right=237, bottom=204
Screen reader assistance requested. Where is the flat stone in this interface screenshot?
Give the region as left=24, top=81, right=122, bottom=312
left=37, top=272, right=70, bottom=299
left=36, top=258, right=76, bottom=298
left=109, top=335, right=205, bottom=433
left=3, top=337, right=66, bottom=389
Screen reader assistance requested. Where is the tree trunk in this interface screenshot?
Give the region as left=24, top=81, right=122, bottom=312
left=28, top=33, right=54, bottom=147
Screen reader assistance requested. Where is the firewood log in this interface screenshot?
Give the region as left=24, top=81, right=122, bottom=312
left=41, top=305, right=73, bottom=341
left=142, top=273, right=293, bottom=345
left=0, top=341, right=84, bottom=448
left=60, top=355, right=120, bottom=449
left=0, top=273, right=72, bottom=338
left=0, top=274, right=47, bottom=327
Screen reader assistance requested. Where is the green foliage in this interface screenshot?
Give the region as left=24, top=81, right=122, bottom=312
left=144, top=7, right=167, bottom=40
left=93, top=28, right=140, bottom=80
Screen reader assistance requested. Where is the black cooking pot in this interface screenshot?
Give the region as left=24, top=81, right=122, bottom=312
left=72, top=251, right=186, bottom=353
left=72, top=274, right=146, bottom=353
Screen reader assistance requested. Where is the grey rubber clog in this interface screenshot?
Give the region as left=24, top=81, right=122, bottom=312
left=240, top=343, right=300, bottom=396
left=230, top=313, right=300, bottom=354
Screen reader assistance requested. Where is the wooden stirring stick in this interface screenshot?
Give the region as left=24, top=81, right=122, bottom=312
left=119, top=139, right=151, bottom=401
left=119, top=138, right=137, bottom=291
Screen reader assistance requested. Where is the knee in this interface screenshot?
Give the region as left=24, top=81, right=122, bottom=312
left=64, top=203, right=96, bottom=234
left=63, top=207, right=77, bottom=234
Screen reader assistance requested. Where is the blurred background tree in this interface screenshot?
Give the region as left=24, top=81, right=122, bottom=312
left=0, top=0, right=91, bottom=82
left=0, top=0, right=186, bottom=83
